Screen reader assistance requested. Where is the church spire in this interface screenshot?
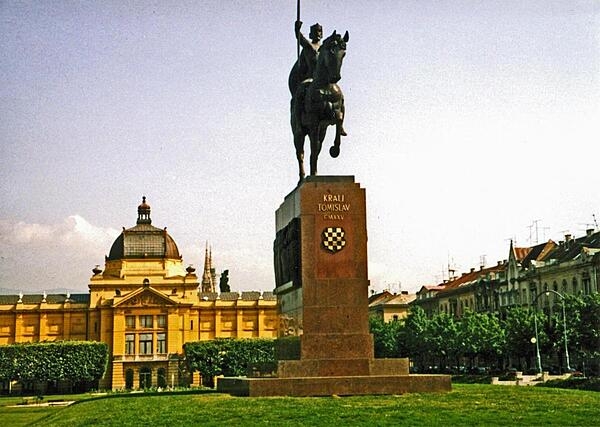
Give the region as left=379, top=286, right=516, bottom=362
left=201, top=241, right=215, bottom=292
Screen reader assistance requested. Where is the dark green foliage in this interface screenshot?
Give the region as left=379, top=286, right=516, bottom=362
left=369, top=316, right=402, bottom=358
left=503, top=306, right=544, bottom=367
left=579, top=293, right=600, bottom=359
left=459, top=311, right=505, bottom=367
left=184, top=338, right=276, bottom=381
left=536, top=376, right=600, bottom=392
left=427, top=312, right=459, bottom=369
left=399, top=306, right=430, bottom=368
left=0, top=341, right=108, bottom=383
left=451, top=374, right=493, bottom=384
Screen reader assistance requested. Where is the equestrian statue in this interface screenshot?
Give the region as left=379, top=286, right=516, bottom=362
left=289, top=20, right=349, bottom=183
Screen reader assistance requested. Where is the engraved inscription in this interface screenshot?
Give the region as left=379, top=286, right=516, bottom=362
left=318, top=194, right=350, bottom=220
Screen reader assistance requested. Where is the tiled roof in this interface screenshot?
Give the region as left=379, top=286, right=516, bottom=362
left=241, top=291, right=261, bottom=301
left=544, top=230, right=600, bottom=263
left=0, top=293, right=90, bottom=305
left=199, top=292, right=218, bottom=301
left=520, top=240, right=557, bottom=267
left=416, top=285, right=445, bottom=297
left=423, top=285, right=445, bottom=291
left=383, top=293, right=416, bottom=305
left=438, top=263, right=506, bottom=293
left=368, top=291, right=394, bottom=305
left=219, top=292, right=240, bottom=301
left=261, top=291, right=276, bottom=301
left=513, top=247, right=532, bottom=261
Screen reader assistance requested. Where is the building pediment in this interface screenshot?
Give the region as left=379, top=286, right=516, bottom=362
left=113, top=287, right=179, bottom=308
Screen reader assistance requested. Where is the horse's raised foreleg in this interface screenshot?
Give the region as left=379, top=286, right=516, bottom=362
left=330, top=122, right=342, bottom=158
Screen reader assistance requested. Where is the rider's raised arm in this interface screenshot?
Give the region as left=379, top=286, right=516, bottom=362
left=295, top=21, right=311, bottom=49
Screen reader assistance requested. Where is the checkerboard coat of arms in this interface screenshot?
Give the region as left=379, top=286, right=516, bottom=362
left=322, top=227, right=346, bottom=253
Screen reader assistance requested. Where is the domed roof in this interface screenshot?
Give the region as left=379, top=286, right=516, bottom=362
left=107, top=197, right=181, bottom=261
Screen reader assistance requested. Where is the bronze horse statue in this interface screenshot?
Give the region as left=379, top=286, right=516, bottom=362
left=290, top=30, right=348, bottom=182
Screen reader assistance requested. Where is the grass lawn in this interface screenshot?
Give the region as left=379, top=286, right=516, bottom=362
left=1, top=384, right=598, bottom=426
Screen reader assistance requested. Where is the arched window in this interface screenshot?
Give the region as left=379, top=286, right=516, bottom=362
left=125, top=369, right=134, bottom=390
left=157, top=368, right=167, bottom=388
left=139, top=367, right=152, bottom=389
left=572, top=278, right=578, bottom=294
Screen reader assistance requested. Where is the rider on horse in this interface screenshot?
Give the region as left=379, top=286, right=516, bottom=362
left=290, top=21, right=347, bottom=138
left=289, top=21, right=322, bottom=96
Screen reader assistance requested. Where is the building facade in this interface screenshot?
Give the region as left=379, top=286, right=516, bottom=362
left=0, top=198, right=278, bottom=390
left=413, top=229, right=600, bottom=318
left=368, top=291, right=416, bottom=321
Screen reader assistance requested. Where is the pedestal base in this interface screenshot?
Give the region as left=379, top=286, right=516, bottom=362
left=217, top=374, right=451, bottom=397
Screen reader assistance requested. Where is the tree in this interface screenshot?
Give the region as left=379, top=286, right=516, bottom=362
left=399, top=306, right=431, bottom=371
left=427, top=312, right=459, bottom=372
left=184, top=338, right=275, bottom=387
left=579, top=293, right=600, bottom=375
left=369, top=316, right=402, bottom=358
left=504, top=307, right=546, bottom=371
left=459, top=310, right=505, bottom=370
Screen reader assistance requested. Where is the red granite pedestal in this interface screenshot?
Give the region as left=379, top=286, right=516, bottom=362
left=217, top=176, right=451, bottom=396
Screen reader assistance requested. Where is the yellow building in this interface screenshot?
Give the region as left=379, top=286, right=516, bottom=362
left=368, top=291, right=416, bottom=322
left=0, top=198, right=278, bottom=390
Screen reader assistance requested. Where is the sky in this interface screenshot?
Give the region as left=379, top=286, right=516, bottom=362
left=1, top=1, right=599, bottom=295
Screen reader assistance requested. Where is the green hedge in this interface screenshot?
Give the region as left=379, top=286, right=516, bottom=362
left=536, top=377, right=600, bottom=392
left=184, top=338, right=276, bottom=381
left=0, top=341, right=108, bottom=383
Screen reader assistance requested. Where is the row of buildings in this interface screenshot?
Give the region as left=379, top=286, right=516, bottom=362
left=369, top=229, right=600, bottom=320
left=2, top=197, right=598, bottom=390
left=0, top=198, right=278, bottom=391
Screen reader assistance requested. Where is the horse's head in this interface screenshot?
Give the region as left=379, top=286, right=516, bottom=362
left=317, top=30, right=349, bottom=84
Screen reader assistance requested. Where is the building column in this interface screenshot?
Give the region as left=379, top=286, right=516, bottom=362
left=14, top=313, right=23, bottom=343
left=236, top=308, right=243, bottom=338
left=215, top=309, right=221, bottom=338
left=257, top=308, right=264, bottom=338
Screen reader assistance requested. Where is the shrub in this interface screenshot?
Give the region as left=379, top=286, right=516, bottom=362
left=536, top=377, right=600, bottom=392
left=0, top=341, right=108, bottom=384
left=184, top=338, right=276, bottom=384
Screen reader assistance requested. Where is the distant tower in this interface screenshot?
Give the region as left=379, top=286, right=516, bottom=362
left=201, top=242, right=215, bottom=292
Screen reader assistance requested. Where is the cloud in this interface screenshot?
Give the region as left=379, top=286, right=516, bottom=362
left=0, top=216, right=120, bottom=292
left=0, top=215, right=119, bottom=250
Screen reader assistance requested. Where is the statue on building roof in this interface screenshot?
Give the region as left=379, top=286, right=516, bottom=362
left=219, top=270, right=230, bottom=293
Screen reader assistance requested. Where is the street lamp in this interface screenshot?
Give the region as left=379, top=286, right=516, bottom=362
left=532, top=290, right=571, bottom=374
left=532, top=317, right=542, bottom=374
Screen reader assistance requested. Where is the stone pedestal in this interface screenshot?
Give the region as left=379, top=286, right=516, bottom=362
left=275, top=176, right=376, bottom=376
left=217, top=176, right=450, bottom=396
